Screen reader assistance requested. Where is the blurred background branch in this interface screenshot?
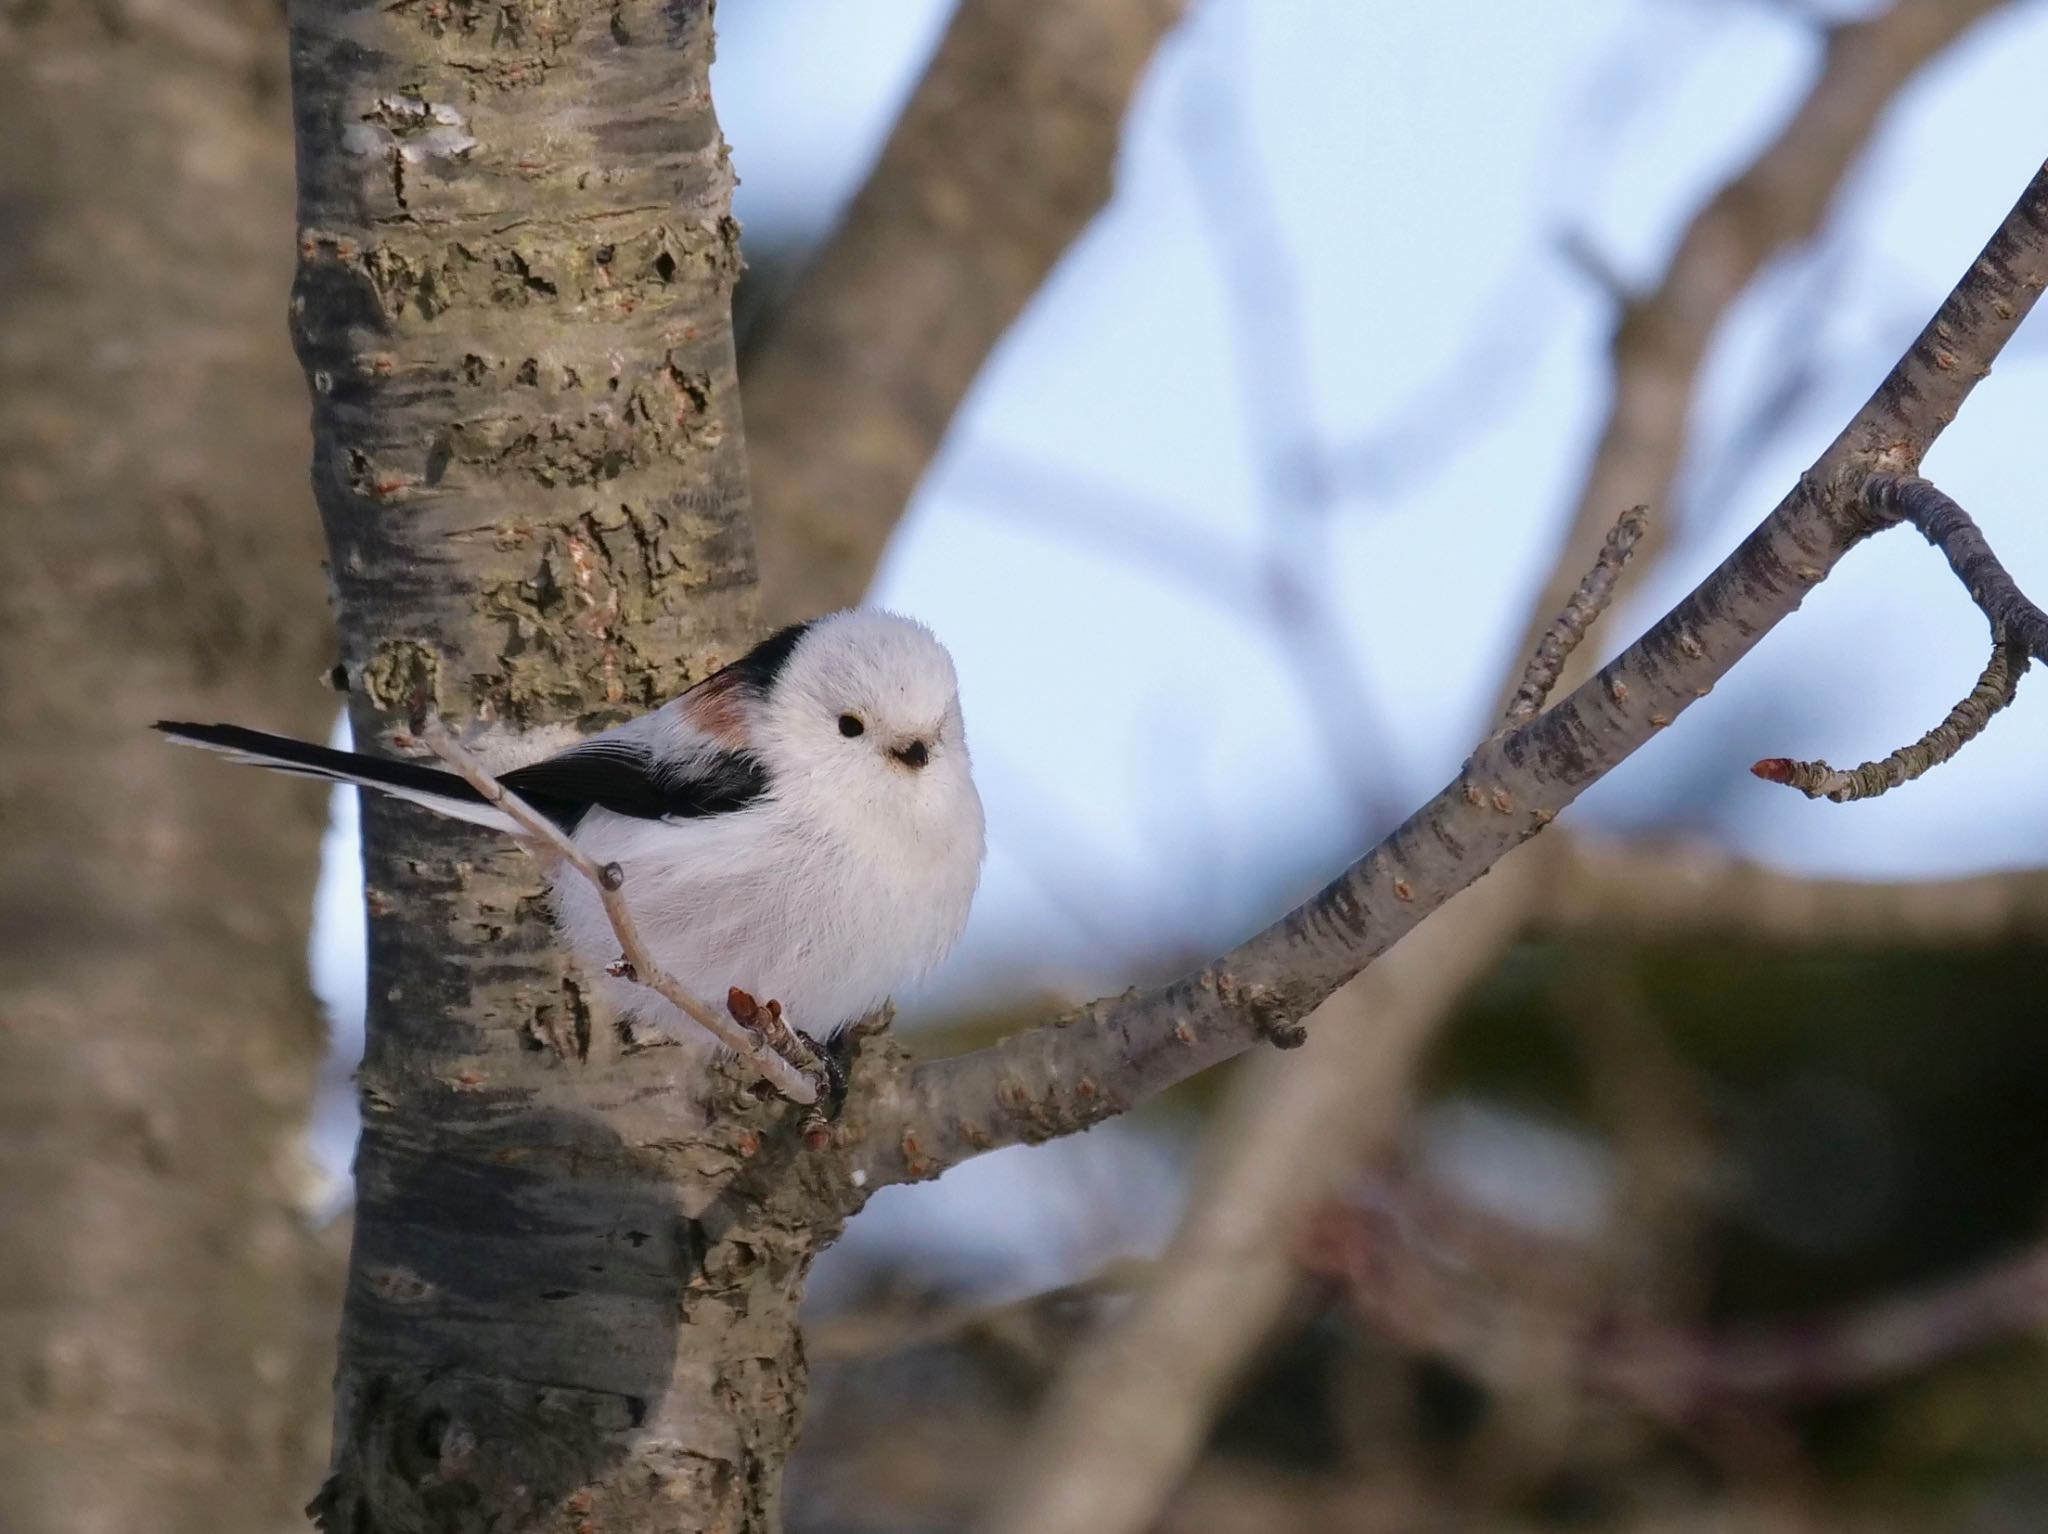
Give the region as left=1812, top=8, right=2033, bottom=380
left=745, top=0, right=1191, bottom=621
left=1511, top=0, right=2011, bottom=683
left=1309, top=1189, right=2048, bottom=1416
left=957, top=8, right=2031, bottom=1531
left=1541, top=836, right=2048, bottom=946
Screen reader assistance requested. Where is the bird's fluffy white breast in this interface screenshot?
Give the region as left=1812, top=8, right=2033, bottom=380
left=549, top=778, right=982, bottom=1044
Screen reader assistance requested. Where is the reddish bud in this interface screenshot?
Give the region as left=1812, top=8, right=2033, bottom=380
left=1751, top=758, right=1796, bottom=784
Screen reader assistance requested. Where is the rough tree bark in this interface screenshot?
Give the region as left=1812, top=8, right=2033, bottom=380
left=0, top=5, right=339, bottom=1534
left=285, top=4, right=860, bottom=1530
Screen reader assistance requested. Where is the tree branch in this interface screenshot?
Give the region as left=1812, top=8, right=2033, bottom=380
left=1753, top=474, right=2047, bottom=800
left=1312, top=1200, right=2048, bottom=1416
left=848, top=156, right=2048, bottom=1191
left=1509, top=0, right=2012, bottom=681
left=744, top=0, right=1190, bottom=621
left=1870, top=473, right=2048, bottom=656
left=1502, top=505, right=1650, bottom=729
left=1752, top=637, right=2025, bottom=801
left=1541, top=836, right=2048, bottom=948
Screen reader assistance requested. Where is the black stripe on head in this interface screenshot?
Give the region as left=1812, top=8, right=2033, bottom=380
left=717, top=620, right=812, bottom=698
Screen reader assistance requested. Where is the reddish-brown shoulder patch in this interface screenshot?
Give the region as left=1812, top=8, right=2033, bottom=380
left=678, top=670, right=752, bottom=747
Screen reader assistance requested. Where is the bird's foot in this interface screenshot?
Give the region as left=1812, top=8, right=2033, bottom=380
left=726, top=988, right=841, bottom=1139
left=807, top=1006, right=889, bottom=1118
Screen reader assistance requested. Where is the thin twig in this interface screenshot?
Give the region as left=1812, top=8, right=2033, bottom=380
left=1752, top=639, right=2026, bottom=801
left=809, top=1258, right=1156, bottom=1362
left=1310, top=1198, right=2048, bottom=1414
left=411, top=718, right=820, bottom=1105
left=1868, top=472, right=2048, bottom=658
left=1752, top=473, right=2045, bottom=803
left=1502, top=504, right=1650, bottom=728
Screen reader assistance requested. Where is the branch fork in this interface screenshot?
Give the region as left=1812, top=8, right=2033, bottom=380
left=1501, top=503, right=1650, bottom=730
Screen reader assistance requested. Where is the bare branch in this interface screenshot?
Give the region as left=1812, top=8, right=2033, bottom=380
left=1601, top=1243, right=2048, bottom=1411
left=1502, top=504, right=1650, bottom=728
left=1557, top=227, right=1639, bottom=309
left=1542, top=836, right=2048, bottom=948
left=1869, top=472, right=2048, bottom=656
left=1753, top=473, right=2047, bottom=801
left=1313, top=1199, right=2048, bottom=1415
left=809, top=1258, right=1155, bottom=1363
left=847, top=158, right=2048, bottom=1191
left=1752, top=638, right=2025, bottom=801
left=745, top=0, right=1190, bottom=620
left=412, top=719, right=821, bottom=1105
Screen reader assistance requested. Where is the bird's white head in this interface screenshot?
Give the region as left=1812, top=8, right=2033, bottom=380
left=752, top=610, right=984, bottom=860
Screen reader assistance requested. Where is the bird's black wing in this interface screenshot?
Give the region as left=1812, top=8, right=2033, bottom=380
left=501, top=740, right=769, bottom=831
left=497, top=622, right=808, bottom=829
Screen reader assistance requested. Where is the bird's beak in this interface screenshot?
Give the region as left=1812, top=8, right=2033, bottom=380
left=890, top=738, right=930, bottom=770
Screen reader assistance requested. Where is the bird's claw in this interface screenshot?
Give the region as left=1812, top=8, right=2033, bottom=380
left=726, top=987, right=843, bottom=1132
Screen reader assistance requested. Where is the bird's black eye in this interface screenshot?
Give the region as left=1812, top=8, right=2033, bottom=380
left=837, top=714, right=864, bottom=738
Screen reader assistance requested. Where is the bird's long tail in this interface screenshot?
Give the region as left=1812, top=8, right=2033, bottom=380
left=154, top=721, right=520, bottom=833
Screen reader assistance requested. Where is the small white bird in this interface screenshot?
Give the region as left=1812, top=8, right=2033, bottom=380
left=158, top=609, right=986, bottom=1058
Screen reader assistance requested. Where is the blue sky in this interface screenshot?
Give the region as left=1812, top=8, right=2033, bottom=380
left=311, top=0, right=2048, bottom=1276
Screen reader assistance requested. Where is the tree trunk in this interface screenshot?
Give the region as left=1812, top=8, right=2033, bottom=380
left=0, top=5, right=340, bottom=1533
left=285, top=4, right=851, bottom=1529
